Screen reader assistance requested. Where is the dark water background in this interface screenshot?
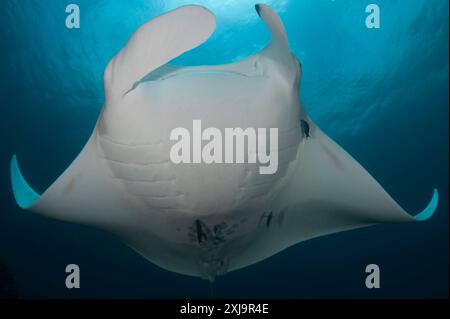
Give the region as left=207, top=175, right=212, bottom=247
left=0, top=0, right=448, bottom=298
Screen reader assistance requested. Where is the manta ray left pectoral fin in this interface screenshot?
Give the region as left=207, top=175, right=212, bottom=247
left=412, top=188, right=439, bottom=221
left=277, top=126, right=439, bottom=241
left=228, top=126, right=439, bottom=272
left=10, top=133, right=130, bottom=229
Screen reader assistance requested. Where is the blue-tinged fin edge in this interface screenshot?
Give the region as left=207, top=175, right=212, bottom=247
left=413, top=189, right=439, bottom=221
left=10, top=155, right=41, bottom=209
left=9, top=155, right=439, bottom=220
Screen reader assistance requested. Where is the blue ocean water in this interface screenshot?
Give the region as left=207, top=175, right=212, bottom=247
left=0, top=0, right=448, bottom=298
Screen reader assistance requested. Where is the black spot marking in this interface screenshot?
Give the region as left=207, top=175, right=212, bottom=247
left=266, top=212, right=273, bottom=228
left=196, top=220, right=208, bottom=244
left=188, top=220, right=237, bottom=250
left=301, top=119, right=310, bottom=139
left=259, top=211, right=274, bottom=228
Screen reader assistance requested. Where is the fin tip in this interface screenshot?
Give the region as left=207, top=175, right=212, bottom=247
left=414, top=189, right=439, bottom=221
left=10, top=154, right=40, bottom=209
left=255, top=4, right=261, bottom=15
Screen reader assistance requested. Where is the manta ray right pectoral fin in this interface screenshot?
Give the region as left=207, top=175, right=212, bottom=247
left=10, top=134, right=130, bottom=230
left=11, top=155, right=40, bottom=210
left=104, top=5, right=216, bottom=98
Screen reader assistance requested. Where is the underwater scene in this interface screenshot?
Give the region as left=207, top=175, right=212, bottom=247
left=0, top=0, right=448, bottom=299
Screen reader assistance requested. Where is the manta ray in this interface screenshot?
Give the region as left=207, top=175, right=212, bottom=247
left=11, top=4, right=438, bottom=281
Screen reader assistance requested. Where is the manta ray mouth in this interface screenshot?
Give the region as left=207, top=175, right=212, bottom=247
left=128, top=65, right=262, bottom=94
left=139, top=67, right=264, bottom=89
left=154, top=69, right=257, bottom=81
